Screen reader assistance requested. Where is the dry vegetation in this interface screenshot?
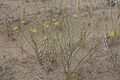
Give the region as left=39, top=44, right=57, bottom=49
left=1, top=0, right=120, bottom=80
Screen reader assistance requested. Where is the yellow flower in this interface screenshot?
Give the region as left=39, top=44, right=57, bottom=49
left=43, top=24, right=49, bottom=28
left=43, top=36, right=48, bottom=40
left=54, top=21, right=59, bottom=26
left=73, top=13, right=78, bottom=18
left=12, top=26, right=19, bottom=32
left=108, top=31, right=115, bottom=37
left=20, top=20, right=27, bottom=25
left=30, top=28, right=37, bottom=33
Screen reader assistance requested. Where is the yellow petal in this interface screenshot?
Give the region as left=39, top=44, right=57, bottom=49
left=15, top=29, right=19, bottom=32
left=30, top=28, right=37, bottom=33
left=73, top=14, right=78, bottom=18
left=12, top=26, right=19, bottom=32
left=54, top=21, right=59, bottom=26
left=43, top=24, right=49, bottom=28
left=108, top=31, right=115, bottom=37
left=21, top=20, right=27, bottom=25
left=12, top=27, right=18, bottom=30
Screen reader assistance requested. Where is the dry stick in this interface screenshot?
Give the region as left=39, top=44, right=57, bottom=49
left=103, top=34, right=113, bottom=56
left=103, top=34, right=116, bottom=63
left=73, top=47, right=94, bottom=73
left=107, top=2, right=119, bottom=66
left=16, top=32, right=38, bottom=60
left=38, top=44, right=46, bottom=61
left=21, top=31, right=36, bottom=51
left=67, top=40, right=82, bottom=64
left=114, top=12, right=120, bottom=32
left=69, top=0, right=94, bottom=73
left=76, top=0, right=79, bottom=9
left=109, top=3, right=114, bottom=29
left=17, top=46, right=38, bottom=61
left=59, top=44, right=67, bottom=73
left=17, top=34, right=46, bottom=64
left=29, top=32, right=48, bottom=64
left=17, top=31, right=41, bottom=61
left=57, top=38, right=69, bottom=73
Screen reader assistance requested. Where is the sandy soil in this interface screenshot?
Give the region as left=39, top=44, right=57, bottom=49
left=0, top=0, right=120, bottom=80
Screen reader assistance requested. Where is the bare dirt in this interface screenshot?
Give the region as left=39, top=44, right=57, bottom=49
left=0, top=0, right=120, bottom=80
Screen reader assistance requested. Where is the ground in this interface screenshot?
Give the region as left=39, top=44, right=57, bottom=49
left=0, top=0, right=120, bottom=80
